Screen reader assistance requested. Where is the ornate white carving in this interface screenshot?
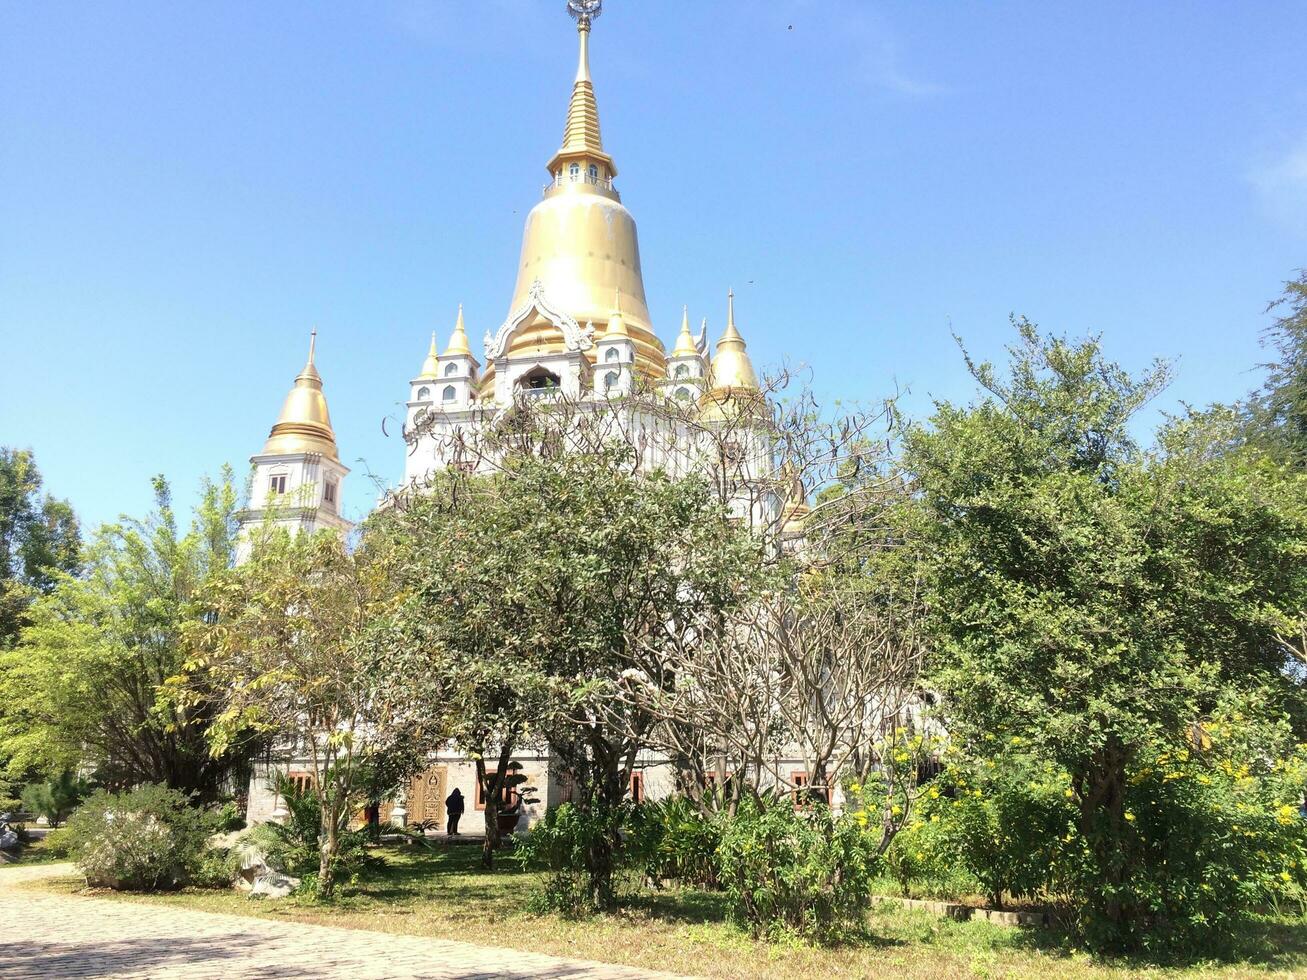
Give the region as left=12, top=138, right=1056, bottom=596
left=484, top=279, right=595, bottom=361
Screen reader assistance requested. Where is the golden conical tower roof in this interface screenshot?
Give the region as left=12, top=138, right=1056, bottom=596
left=443, top=304, right=473, bottom=358
left=263, top=331, right=339, bottom=460
left=670, top=306, right=699, bottom=358
left=547, top=15, right=616, bottom=178
left=417, top=331, right=440, bottom=380
left=709, top=290, right=759, bottom=391
left=490, top=6, right=665, bottom=393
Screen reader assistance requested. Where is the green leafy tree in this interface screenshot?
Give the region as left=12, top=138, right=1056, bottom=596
left=905, top=320, right=1307, bottom=948
left=0, top=447, right=79, bottom=647
left=379, top=417, right=762, bottom=897
left=1246, top=270, right=1307, bottom=468
left=0, top=472, right=251, bottom=800
left=188, top=526, right=439, bottom=897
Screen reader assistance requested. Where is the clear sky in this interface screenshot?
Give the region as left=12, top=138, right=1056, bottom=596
left=3, top=1, right=1305, bottom=530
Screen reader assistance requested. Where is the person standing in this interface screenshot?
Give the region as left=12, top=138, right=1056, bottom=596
left=445, top=787, right=465, bottom=836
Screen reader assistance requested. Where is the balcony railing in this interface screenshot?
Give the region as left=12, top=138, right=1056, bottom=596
left=543, top=172, right=616, bottom=194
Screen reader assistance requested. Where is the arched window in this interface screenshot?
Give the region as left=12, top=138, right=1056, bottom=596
left=519, top=367, right=561, bottom=390
left=675, top=387, right=691, bottom=401
left=604, top=371, right=619, bottom=391
left=604, top=347, right=620, bottom=362
left=416, top=386, right=431, bottom=400
left=588, top=164, right=599, bottom=182
left=444, top=362, right=458, bottom=377
left=569, top=163, right=580, bottom=181
left=673, top=363, right=689, bottom=379
left=442, top=385, right=456, bottom=402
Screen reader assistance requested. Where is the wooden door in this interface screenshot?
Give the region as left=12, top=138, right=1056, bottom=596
left=407, top=765, right=448, bottom=827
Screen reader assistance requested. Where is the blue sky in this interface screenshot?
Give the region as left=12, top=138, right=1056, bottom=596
left=2, top=1, right=1305, bottom=529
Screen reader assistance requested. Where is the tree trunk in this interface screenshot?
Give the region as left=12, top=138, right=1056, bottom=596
left=318, top=803, right=338, bottom=898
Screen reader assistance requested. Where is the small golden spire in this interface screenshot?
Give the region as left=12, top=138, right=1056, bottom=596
left=443, top=304, right=472, bottom=357
left=671, top=305, right=699, bottom=358
left=604, top=288, right=629, bottom=338
left=417, top=331, right=440, bottom=379
left=263, top=330, right=339, bottom=459
left=709, top=289, right=758, bottom=391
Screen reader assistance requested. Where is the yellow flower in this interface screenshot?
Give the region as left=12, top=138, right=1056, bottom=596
left=1010, top=736, right=1022, bottom=745
left=1124, top=811, right=1136, bottom=822
left=930, top=815, right=939, bottom=823
left=1282, top=871, right=1293, bottom=883
left=916, top=852, right=925, bottom=860
left=1064, top=789, right=1074, bottom=799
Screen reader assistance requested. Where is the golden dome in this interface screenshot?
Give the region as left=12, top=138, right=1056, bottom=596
left=485, top=14, right=665, bottom=392
left=417, top=331, right=440, bottom=380
left=263, top=331, right=339, bottom=460
left=443, top=304, right=473, bottom=358
left=670, top=306, right=699, bottom=358
left=699, top=291, right=762, bottom=422
left=708, top=290, right=759, bottom=392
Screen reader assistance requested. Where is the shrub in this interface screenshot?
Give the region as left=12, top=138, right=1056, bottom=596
left=932, top=753, right=1075, bottom=909
left=1062, top=714, right=1307, bottom=952
left=645, top=795, right=723, bottom=889
left=190, top=846, right=241, bottom=889
left=881, top=814, right=953, bottom=898
left=42, top=826, right=72, bottom=858
left=64, top=784, right=210, bottom=891
left=514, top=802, right=633, bottom=914
left=717, top=796, right=875, bottom=943
left=21, top=772, right=91, bottom=825
left=235, top=774, right=375, bottom=890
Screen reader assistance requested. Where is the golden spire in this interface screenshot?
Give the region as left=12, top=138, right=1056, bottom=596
left=263, top=330, right=339, bottom=460
left=709, top=289, right=759, bottom=391
left=443, top=304, right=473, bottom=357
left=547, top=4, right=616, bottom=178
left=670, top=305, right=699, bottom=358
left=604, top=289, right=629, bottom=338
left=417, top=331, right=440, bottom=380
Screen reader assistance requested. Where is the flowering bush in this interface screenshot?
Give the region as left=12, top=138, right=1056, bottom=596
left=64, top=784, right=211, bottom=891
left=931, top=750, right=1076, bottom=908
left=1062, top=704, right=1307, bottom=949
left=717, top=795, right=875, bottom=943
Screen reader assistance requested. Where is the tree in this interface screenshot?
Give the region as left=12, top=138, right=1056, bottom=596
left=188, top=526, right=440, bottom=897
left=0, top=447, right=79, bottom=647
left=905, top=319, right=1307, bottom=947
left=382, top=395, right=764, bottom=901
left=1246, top=270, right=1307, bottom=469
left=0, top=472, right=251, bottom=800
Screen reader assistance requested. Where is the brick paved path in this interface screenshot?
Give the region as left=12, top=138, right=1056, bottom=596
left=0, top=864, right=689, bottom=979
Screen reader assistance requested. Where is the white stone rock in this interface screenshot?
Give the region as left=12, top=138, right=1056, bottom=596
left=250, top=870, right=300, bottom=899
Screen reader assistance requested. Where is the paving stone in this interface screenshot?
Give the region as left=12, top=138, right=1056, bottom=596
left=0, top=863, right=689, bottom=979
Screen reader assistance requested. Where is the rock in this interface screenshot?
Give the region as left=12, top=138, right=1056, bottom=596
left=0, top=829, right=19, bottom=851
left=249, top=870, right=299, bottom=899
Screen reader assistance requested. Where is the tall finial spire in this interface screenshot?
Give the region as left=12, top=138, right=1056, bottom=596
left=549, top=1, right=615, bottom=178
left=418, top=330, right=440, bottom=379
left=299, top=328, right=322, bottom=382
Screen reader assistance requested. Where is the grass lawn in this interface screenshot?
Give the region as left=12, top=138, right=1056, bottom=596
left=18, top=843, right=1307, bottom=979
left=0, top=834, right=65, bottom=866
